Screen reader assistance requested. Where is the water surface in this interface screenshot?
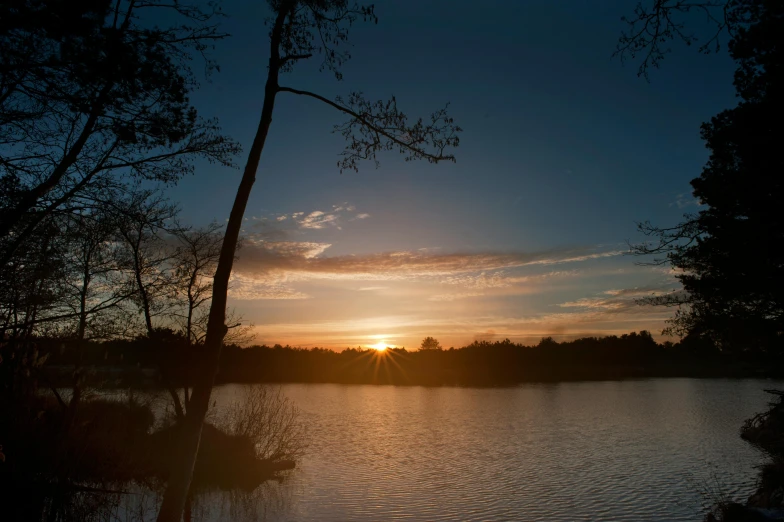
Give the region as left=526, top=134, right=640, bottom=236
left=207, top=379, right=777, bottom=521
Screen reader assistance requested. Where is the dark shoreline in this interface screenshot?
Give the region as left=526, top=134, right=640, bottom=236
left=41, top=363, right=782, bottom=390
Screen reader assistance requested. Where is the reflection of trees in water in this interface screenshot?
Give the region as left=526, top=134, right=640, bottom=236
left=90, top=474, right=294, bottom=522
left=114, top=478, right=295, bottom=522
left=199, top=478, right=296, bottom=522
left=80, top=468, right=298, bottom=521
left=3, top=384, right=304, bottom=520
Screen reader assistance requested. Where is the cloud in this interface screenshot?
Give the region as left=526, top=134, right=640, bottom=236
left=297, top=210, right=339, bottom=229
left=233, top=241, right=623, bottom=284
left=474, top=330, right=497, bottom=342
left=228, top=241, right=624, bottom=303
left=358, top=286, right=387, bottom=291
left=257, top=241, right=332, bottom=259
left=428, top=291, right=484, bottom=302
left=253, top=204, right=370, bottom=234
left=671, top=192, right=703, bottom=209
left=602, top=286, right=671, bottom=297
left=558, top=285, right=681, bottom=313
left=229, top=273, right=311, bottom=300
left=441, top=270, right=577, bottom=289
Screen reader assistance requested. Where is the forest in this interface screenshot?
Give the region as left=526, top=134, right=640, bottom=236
left=34, top=331, right=779, bottom=387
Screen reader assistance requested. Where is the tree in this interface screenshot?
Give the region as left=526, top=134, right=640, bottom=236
left=630, top=0, right=783, bottom=350
left=615, top=0, right=740, bottom=79
left=0, top=0, right=239, bottom=264
left=170, top=221, right=227, bottom=411
left=420, top=336, right=443, bottom=351
left=171, top=222, right=225, bottom=347
left=115, top=192, right=179, bottom=337
left=57, top=208, right=130, bottom=425
left=114, top=191, right=191, bottom=418
left=156, top=2, right=462, bottom=519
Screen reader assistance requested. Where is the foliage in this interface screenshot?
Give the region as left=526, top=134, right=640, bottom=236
left=630, top=0, right=783, bottom=350
left=419, top=336, right=442, bottom=351
left=215, top=384, right=307, bottom=462
left=0, top=0, right=240, bottom=263
left=204, top=331, right=766, bottom=386
left=616, top=0, right=740, bottom=79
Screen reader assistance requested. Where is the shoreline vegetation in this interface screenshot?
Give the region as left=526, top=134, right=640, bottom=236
left=0, top=384, right=304, bottom=521
left=35, top=330, right=783, bottom=388
left=707, top=391, right=784, bottom=522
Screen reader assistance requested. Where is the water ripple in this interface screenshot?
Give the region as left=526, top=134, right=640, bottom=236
left=208, top=379, right=779, bottom=522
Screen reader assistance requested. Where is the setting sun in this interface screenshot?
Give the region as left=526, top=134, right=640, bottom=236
left=369, top=341, right=388, bottom=351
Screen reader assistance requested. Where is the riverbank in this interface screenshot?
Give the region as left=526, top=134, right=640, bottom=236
left=707, top=391, right=784, bottom=522
left=0, top=385, right=302, bottom=520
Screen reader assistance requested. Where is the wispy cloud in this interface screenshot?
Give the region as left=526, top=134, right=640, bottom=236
left=297, top=210, right=340, bottom=229
left=441, top=270, right=578, bottom=289
left=229, top=240, right=624, bottom=302
left=260, top=203, right=370, bottom=232
left=558, top=285, right=680, bottom=312
left=233, top=241, right=623, bottom=283
left=229, top=273, right=311, bottom=300
left=671, top=192, right=702, bottom=209
left=428, top=291, right=485, bottom=302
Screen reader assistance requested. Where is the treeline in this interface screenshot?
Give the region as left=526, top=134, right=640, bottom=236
left=217, top=332, right=779, bottom=385
left=39, top=330, right=779, bottom=387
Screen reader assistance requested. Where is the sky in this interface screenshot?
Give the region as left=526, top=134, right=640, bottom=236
left=167, top=0, right=738, bottom=350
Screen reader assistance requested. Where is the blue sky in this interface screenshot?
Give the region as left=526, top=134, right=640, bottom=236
left=166, top=0, right=737, bottom=349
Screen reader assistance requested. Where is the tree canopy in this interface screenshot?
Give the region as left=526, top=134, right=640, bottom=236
left=632, top=0, right=783, bottom=350
left=0, top=0, right=239, bottom=263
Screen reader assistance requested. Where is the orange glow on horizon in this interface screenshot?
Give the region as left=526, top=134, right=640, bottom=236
left=369, top=341, right=391, bottom=351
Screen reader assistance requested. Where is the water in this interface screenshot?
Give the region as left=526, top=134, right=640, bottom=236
left=204, top=379, right=777, bottom=521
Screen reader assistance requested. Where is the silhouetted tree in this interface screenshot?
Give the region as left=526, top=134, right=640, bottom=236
left=114, top=191, right=191, bottom=418
left=115, top=192, right=179, bottom=335
left=169, top=222, right=256, bottom=409
left=615, top=0, right=742, bottom=79
left=0, top=218, right=66, bottom=340
left=630, top=0, right=783, bottom=350
left=419, top=336, right=442, bottom=351
left=0, top=0, right=239, bottom=264
left=156, top=2, right=462, bottom=519
left=58, top=209, right=131, bottom=425
left=171, top=222, right=224, bottom=348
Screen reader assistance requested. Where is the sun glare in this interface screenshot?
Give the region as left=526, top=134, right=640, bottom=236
left=370, top=341, right=388, bottom=351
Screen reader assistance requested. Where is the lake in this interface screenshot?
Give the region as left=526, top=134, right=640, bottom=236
left=188, top=379, right=779, bottom=521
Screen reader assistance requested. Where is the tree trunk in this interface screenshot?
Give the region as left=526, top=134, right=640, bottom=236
left=155, top=8, right=288, bottom=521
left=129, top=232, right=186, bottom=419
left=168, top=385, right=185, bottom=419
left=66, top=263, right=90, bottom=430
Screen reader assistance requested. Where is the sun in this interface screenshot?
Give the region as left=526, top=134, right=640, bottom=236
left=369, top=341, right=388, bottom=351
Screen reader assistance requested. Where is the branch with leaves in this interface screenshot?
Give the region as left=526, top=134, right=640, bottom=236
left=278, top=87, right=461, bottom=171
left=615, top=0, right=739, bottom=79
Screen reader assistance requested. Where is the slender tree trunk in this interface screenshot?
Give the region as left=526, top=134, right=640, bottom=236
left=66, top=258, right=91, bottom=430
left=155, top=8, right=288, bottom=521
left=183, top=292, right=195, bottom=408
left=129, top=232, right=186, bottom=419
left=168, top=385, right=185, bottom=419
